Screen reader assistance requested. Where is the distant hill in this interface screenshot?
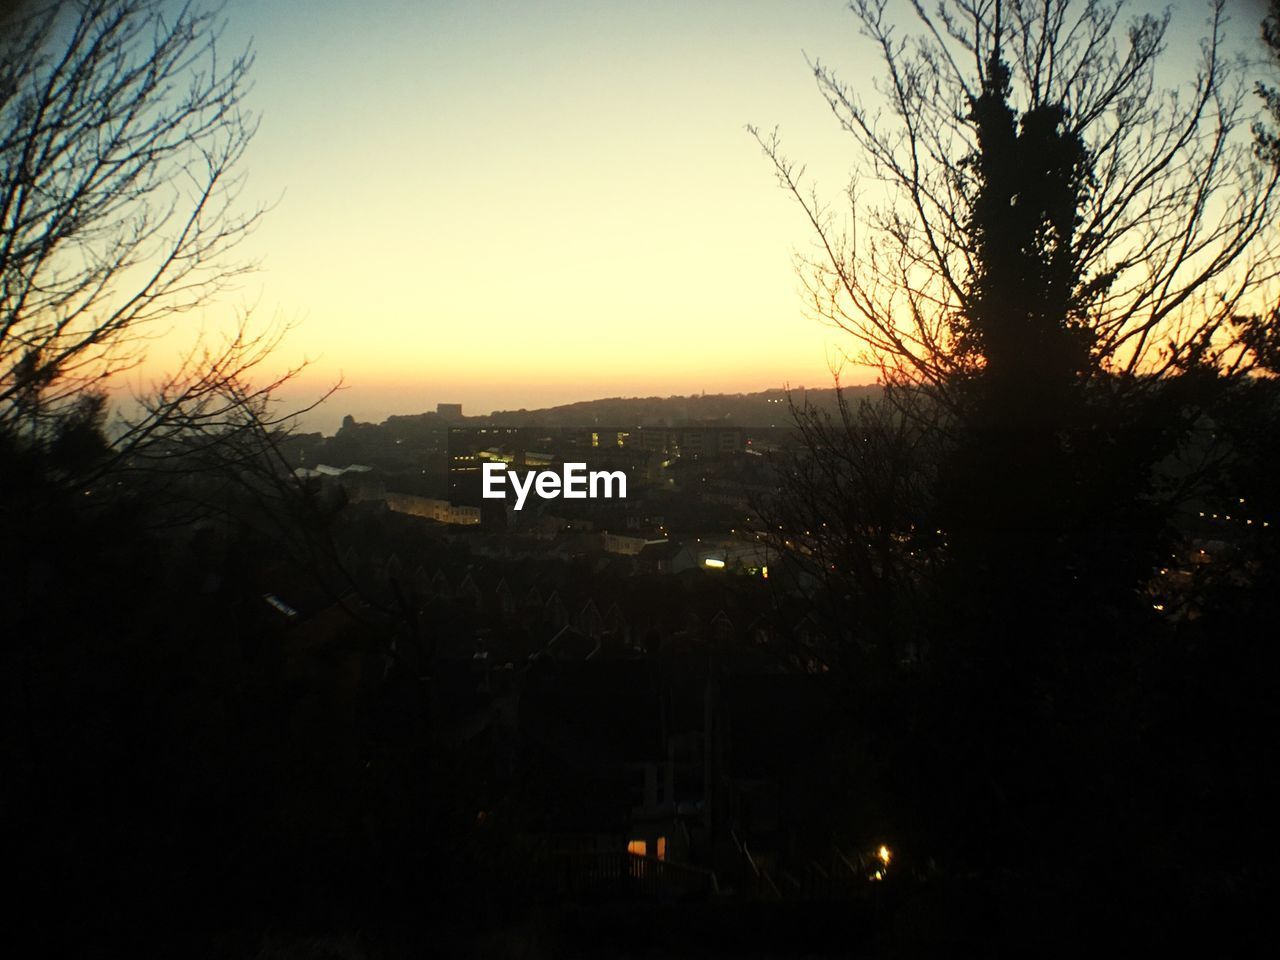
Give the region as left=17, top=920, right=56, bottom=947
left=471, top=385, right=882, bottom=428
left=331, top=386, right=887, bottom=440
left=301, top=385, right=886, bottom=469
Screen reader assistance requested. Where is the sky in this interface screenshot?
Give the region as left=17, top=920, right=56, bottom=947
left=141, top=0, right=874, bottom=431
left=126, top=0, right=1272, bottom=433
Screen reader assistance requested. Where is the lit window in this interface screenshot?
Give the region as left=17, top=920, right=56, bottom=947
left=656, top=837, right=667, bottom=860
left=627, top=840, right=646, bottom=857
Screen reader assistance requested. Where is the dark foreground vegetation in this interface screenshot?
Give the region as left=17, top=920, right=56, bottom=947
left=4, top=0, right=1280, bottom=956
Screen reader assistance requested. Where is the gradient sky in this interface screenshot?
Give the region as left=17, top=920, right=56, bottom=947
left=131, top=0, right=1271, bottom=432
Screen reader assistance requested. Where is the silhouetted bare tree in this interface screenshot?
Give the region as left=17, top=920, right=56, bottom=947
left=753, top=3, right=1280, bottom=944
left=0, top=0, right=325, bottom=487
left=1256, top=0, right=1280, bottom=165
left=1235, top=0, right=1280, bottom=370
left=757, top=0, right=1280, bottom=669
left=0, top=0, right=356, bottom=588
left=755, top=0, right=1277, bottom=396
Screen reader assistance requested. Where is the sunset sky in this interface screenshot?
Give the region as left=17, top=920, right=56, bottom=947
left=133, top=0, right=1267, bottom=432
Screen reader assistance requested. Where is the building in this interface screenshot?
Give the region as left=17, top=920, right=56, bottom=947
left=602, top=532, right=669, bottom=556
left=639, top=426, right=744, bottom=459
left=385, top=491, right=480, bottom=525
